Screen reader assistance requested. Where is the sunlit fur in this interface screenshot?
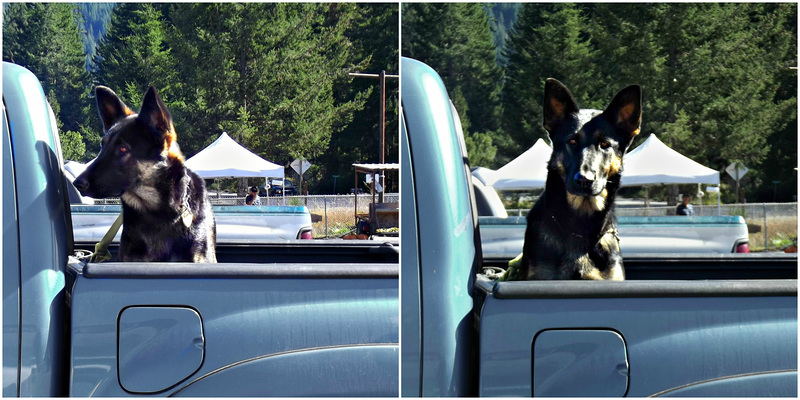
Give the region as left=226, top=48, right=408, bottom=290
left=566, top=188, right=608, bottom=215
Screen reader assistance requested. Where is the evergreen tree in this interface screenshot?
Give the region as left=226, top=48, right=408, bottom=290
left=322, top=3, right=399, bottom=193
left=501, top=3, right=600, bottom=160
left=166, top=3, right=373, bottom=193
left=4, top=3, right=93, bottom=159
left=402, top=3, right=503, bottom=168
left=76, top=3, right=115, bottom=72
left=498, top=3, right=796, bottom=200
left=94, top=3, right=177, bottom=104
left=487, top=3, right=521, bottom=66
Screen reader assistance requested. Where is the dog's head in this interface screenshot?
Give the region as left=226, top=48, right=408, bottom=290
left=543, top=79, right=641, bottom=207
left=74, top=86, right=184, bottom=199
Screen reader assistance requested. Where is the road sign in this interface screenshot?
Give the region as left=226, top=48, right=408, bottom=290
left=291, top=158, right=311, bottom=175
left=726, top=162, right=749, bottom=180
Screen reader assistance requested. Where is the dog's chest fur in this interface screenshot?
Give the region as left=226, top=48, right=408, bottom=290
left=521, top=183, right=625, bottom=280
left=119, top=164, right=215, bottom=263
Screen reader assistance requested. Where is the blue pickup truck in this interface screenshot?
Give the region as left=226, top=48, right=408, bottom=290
left=3, top=62, right=398, bottom=396
left=400, top=57, right=797, bottom=397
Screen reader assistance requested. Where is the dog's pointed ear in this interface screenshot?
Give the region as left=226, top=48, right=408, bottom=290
left=543, top=78, right=579, bottom=132
left=137, top=86, right=173, bottom=134
left=138, top=86, right=184, bottom=161
left=604, top=84, right=642, bottom=141
left=95, top=86, right=133, bottom=132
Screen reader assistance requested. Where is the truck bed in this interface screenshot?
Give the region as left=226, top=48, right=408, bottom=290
left=66, top=250, right=398, bottom=396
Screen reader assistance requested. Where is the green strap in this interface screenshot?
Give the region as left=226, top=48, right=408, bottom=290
left=90, top=212, right=123, bottom=263
left=498, top=252, right=524, bottom=282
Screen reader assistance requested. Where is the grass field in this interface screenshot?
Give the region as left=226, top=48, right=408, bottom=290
left=309, top=207, right=359, bottom=238
left=747, top=215, right=797, bottom=252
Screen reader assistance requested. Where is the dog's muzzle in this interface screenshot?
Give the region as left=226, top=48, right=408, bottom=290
left=569, top=171, right=606, bottom=197
left=73, top=176, right=91, bottom=196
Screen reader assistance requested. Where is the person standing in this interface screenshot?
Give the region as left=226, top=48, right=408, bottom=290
left=245, top=186, right=261, bottom=206
left=676, top=194, right=695, bottom=216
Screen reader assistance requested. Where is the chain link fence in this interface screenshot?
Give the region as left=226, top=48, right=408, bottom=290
left=509, top=202, right=797, bottom=252
left=210, top=193, right=399, bottom=238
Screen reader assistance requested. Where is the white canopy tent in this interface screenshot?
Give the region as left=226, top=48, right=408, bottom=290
left=491, top=138, right=552, bottom=190
left=480, top=133, right=722, bottom=212
left=485, top=134, right=719, bottom=188
left=621, top=133, right=721, bottom=213
left=621, top=134, right=719, bottom=186
left=471, top=167, right=499, bottom=187
left=185, top=132, right=284, bottom=178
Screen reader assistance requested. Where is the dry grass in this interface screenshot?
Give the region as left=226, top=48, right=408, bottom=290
left=309, top=207, right=360, bottom=238
left=747, top=215, right=797, bottom=252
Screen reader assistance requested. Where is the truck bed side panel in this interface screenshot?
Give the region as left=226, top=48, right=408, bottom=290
left=478, top=280, right=797, bottom=397
left=69, top=263, right=398, bottom=397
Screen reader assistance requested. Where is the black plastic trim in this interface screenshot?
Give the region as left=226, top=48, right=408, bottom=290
left=490, top=279, right=797, bottom=299
left=83, top=262, right=398, bottom=279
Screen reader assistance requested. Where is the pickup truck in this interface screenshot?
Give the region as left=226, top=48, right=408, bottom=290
left=472, top=169, right=751, bottom=258
left=3, top=62, right=398, bottom=396
left=70, top=204, right=314, bottom=242
left=400, top=57, right=796, bottom=397
left=62, top=158, right=314, bottom=241
left=479, top=215, right=751, bottom=259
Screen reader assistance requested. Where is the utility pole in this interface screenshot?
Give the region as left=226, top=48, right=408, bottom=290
left=349, top=71, right=398, bottom=203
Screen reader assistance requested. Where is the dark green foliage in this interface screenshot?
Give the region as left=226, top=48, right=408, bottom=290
left=4, top=3, right=93, bottom=160
left=497, top=3, right=796, bottom=201
left=486, top=3, right=521, bottom=65
left=77, top=2, right=392, bottom=195
left=322, top=4, right=399, bottom=193
left=159, top=3, right=381, bottom=194
left=502, top=3, right=601, bottom=160
left=76, top=3, right=114, bottom=72
left=402, top=3, right=504, bottom=168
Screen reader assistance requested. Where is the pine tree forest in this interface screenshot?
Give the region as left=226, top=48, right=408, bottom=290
left=402, top=3, right=797, bottom=203
left=3, top=3, right=399, bottom=194
left=3, top=3, right=796, bottom=201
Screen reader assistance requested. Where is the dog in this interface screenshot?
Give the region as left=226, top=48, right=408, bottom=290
left=74, top=86, right=217, bottom=262
left=513, top=79, right=641, bottom=280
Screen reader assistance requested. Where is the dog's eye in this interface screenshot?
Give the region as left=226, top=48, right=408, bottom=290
left=568, top=136, right=578, bottom=146
left=119, top=146, right=129, bottom=154
left=600, top=140, right=611, bottom=149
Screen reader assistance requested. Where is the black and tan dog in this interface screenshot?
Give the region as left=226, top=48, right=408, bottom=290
left=511, top=79, right=641, bottom=280
left=74, top=86, right=217, bottom=262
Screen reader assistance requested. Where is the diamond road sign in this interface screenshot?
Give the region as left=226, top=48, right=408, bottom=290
left=291, top=158, right=311, bottom=175
left=726, top=162, right=748, bottom=180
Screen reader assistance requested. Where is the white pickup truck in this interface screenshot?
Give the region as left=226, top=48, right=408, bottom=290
left=473, top=177, right=751, bottom=259
left=71, top=204, right=314, bottom=242
left=63, top=162, right=314, bottom=242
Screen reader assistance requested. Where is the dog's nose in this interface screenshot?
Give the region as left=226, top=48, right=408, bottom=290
left=573, top=172, right=594, bottom=189
left=74, top=177, right=89, bottom=193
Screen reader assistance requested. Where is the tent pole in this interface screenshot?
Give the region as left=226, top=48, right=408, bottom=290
left=717, top=185, right=721, bottom=216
